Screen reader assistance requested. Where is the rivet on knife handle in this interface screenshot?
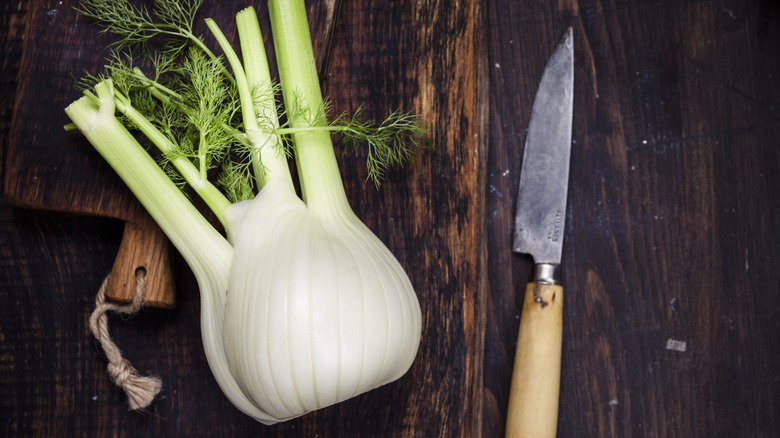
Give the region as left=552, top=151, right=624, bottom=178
left=506, top=27, right=573, bottom=438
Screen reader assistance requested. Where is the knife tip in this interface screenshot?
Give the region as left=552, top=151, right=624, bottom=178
left=561, top=27, right=573, bottom=49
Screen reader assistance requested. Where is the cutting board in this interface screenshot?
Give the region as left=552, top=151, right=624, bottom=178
left=4, top=0, right=176, bottom=307
left=4, top=0, right=340, bottom=309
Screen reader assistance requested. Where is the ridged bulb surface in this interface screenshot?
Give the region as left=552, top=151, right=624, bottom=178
left=223, top=180, right=422, bottom=423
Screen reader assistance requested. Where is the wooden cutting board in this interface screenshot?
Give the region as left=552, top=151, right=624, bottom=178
left=4, top=0, right=176, bottom=307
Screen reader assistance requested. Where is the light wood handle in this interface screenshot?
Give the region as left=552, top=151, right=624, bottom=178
left=505, top=282, right=563, bottom=438
left=106, top=214, right=176, bottom=309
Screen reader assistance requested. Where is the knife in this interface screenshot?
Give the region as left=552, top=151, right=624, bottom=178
left=505, top=28, right=574, bottom=438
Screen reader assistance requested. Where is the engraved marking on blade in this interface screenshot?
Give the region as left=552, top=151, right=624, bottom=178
left=545, top=210, right=563, bottom=243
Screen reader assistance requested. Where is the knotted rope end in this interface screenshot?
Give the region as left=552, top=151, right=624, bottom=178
left=89, top=270, right=163, bottom=411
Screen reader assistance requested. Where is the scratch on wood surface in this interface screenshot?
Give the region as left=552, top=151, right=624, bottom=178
left=665, top=338, right=687, bottom=352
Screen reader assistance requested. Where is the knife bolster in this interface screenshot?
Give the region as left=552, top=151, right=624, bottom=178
left=532, top=263, right=561, bottom=285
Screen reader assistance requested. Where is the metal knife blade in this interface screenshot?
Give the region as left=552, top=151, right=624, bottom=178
left=513, top=27, right=574, bottom=268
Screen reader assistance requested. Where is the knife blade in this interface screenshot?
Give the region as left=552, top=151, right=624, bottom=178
left=505, top=28, right=574, bottom=438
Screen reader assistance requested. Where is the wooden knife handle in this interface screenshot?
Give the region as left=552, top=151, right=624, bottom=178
left=505, top=282, right=563, bottom=438
left=106, top=213, right=176, bottom=309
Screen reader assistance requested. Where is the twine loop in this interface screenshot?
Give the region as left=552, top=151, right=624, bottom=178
left=88, top=270, right=162, bottom=410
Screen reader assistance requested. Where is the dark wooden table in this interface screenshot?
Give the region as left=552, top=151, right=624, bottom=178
left=2, top=0, right=778, bottom=436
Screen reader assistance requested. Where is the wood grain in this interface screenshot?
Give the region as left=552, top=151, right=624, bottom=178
left=317, top=0, right=488, bottom=434
left=2, top=0, right=780, bottom=436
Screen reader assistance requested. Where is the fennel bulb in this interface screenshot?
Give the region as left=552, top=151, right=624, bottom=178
left=223, top=178, right=420, bottom=421
left=66, top=0, right=425, bottom=425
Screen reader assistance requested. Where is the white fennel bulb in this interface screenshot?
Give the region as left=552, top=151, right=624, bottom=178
left=222, top=179, right=421, bottom=421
